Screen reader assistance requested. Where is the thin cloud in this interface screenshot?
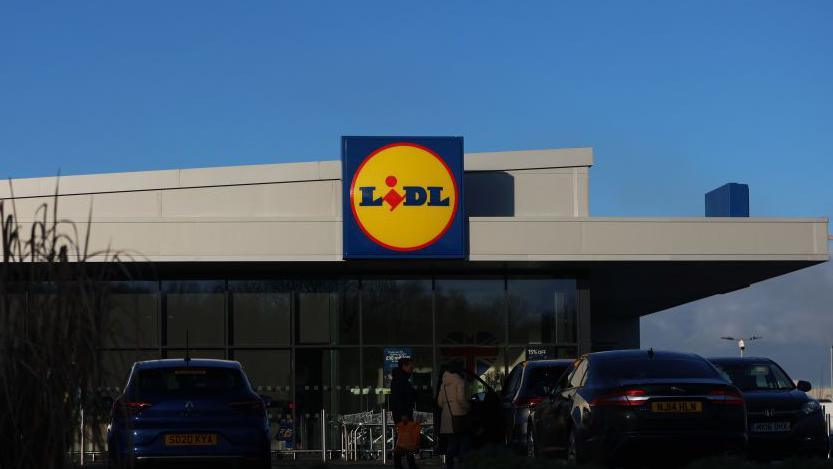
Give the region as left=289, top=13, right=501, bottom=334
left=641, top=258, right=833, bottom=385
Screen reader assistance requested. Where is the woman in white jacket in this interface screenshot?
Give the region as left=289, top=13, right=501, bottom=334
left=437, top=363, right=470, bottom=469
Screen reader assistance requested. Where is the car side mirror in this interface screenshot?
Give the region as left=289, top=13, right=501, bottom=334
left=797, top=380, right=812, bottom=392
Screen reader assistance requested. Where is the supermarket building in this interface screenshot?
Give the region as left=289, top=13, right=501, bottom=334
left=1, top=141, right=828, bottom=450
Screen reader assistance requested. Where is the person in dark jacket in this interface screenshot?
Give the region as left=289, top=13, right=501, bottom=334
left=390, top=358, right=418, bottom=469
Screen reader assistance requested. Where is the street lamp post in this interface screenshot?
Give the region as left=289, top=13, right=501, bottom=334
left=721, top=336, right=762, bottom=358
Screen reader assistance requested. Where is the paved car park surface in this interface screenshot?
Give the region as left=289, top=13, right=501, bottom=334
left=80, top=459, right=447, bottom=469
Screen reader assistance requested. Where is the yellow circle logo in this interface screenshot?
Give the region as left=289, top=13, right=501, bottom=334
left=349, top=143, right=459, bottom=252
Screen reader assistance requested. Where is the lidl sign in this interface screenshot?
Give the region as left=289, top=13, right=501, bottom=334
left=342, top=136, right=466, bottom=259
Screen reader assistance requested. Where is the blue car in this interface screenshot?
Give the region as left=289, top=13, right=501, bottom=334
left=107, top=358, right=271, bottom=469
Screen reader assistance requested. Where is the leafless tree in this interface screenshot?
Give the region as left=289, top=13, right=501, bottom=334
left=0, top=181, right=130, bottom=469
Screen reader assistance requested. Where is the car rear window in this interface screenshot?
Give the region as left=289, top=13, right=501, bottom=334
left=713, top=363, right=794, bottom=391
left=599, top=358, right=720, bottom=382
left=522, top=366, right=569, bottom=396
left=131, top=367, right=246, bottom=399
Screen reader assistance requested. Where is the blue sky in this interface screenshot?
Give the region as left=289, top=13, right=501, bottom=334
left=1, top=2, right=831, bottom=380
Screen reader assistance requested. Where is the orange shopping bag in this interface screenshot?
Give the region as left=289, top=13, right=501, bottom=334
left=395, top=420, right=421, bottom=452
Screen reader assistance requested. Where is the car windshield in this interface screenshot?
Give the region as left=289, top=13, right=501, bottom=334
left=599, top=358, right=720, bottom=381
left=522, top=366, right=568, bottom=396
left=131, top=367, right=246, bottom=399
left=713, top=363, right=794, bottom=391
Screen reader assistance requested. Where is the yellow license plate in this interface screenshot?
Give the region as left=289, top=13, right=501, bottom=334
left=164, top=433, right=218, bottom=446
left=651, top=401, right=702, bottom=413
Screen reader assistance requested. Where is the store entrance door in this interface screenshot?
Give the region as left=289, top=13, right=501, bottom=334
left=294, top=349, right=361, bottom=453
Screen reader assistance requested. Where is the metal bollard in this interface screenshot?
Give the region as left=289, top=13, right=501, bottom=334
left=321, top=409, right=326, bottom=462
left=350, top=425, right=358, bottom=461
left=381, top=409, right=387, bottom=464
left=79, top=407, right=84, bottom=467
left=341, top=423, right=346, bottom=460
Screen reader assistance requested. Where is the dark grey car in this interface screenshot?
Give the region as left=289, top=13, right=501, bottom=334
left=501, top=359, right=572, bottom=453
left=710, top=357, right=829, bottom=460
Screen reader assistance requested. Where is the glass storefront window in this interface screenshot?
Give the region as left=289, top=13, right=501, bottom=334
left=436, top=278, right=505, bottom=346
left=103, top=282, right=159, bottom=348
left=230, top=281, right=291, bottom=345
left=0, top=293, right=26, bottom=339
left=167, top=349, right=226, bottom=360
left=296, top=292, right=332, bottom=344
left=362, top=347, right=434, bottom=413
left=99, top=349, right=160, bottom=393
left=164, top=281, right=226, bottom=347
left=294, top=348, right=361, bottom=450
left=438, top=345, right=508, bottom=395
left=234, top=349, right=292, bottom=396
left=362, top=279, right=432, bottom=345
left=233, top=349, right=293, bottom=450
left=508, top=278, right=577, bottom=345
left=295, top=280, right=359, bottom=345
left=92, top=273, right=580, bottom=454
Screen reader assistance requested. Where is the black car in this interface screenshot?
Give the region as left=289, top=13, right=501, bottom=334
left=501, top=359, right=572, bottom=453
left=528, top=350, right=746, bottom=465
left=709, top=357, right=829, bottom=460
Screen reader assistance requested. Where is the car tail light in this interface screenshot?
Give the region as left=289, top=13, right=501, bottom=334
left=113, top=399, right=153, bottom=416
left=228, top=399, right=266, bottom=415
left=590, top=389, right=648, bottom=407
left=515, top=396, right=546, bottom=408
left=707, top=388, right=744, bottom=406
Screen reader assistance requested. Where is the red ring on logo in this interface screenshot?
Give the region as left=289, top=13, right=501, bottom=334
left=349, top=142, right=459, bottom=252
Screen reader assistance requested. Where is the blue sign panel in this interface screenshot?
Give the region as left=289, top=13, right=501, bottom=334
left=384, top=347, right=412, bottom=388
left=342, top=136, right=466, bottom=259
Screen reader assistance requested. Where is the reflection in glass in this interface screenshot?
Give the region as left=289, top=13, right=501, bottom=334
left=164, top=281, right=225, bottom=347
left=297, top=293, right=331, bottom=345
left=362, top=347, right=434, bottom=413
left=294, top=349, right=361, bottom=450
left=234, top=349, right=293, bottom=450
left=362, top=279, right=432, bottom=345
left=104, top=282, right=159, bottom=348
left=100, top=349, right=160, bottom=392
left=167, top=349, right=226, bottom=360
left=234, top=350, right=292, bottom=394
left=508, top=278, right=577, bottom=344
left=295, top=280, right=359, bottom=345
left=436, top=279, right=505, bottom=345
left=439, top=346, right=508, bottom=395
left=231, top=282, right=290, bottom=345
left=0, top=293, right=26, bottom=339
